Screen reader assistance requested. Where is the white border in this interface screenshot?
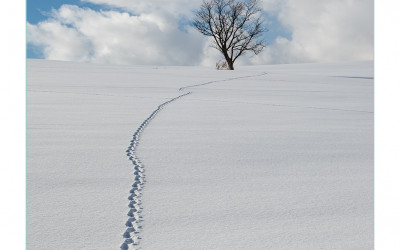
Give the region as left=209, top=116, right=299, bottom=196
left=1, top=0, right=399, bottom=249
left=375, top=0, right=400, bottom=249
left=0, top=0, right=26, bottom=248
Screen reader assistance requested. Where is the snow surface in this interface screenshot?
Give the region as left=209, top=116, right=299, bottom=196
left=27, top=59, right=373, bottom=249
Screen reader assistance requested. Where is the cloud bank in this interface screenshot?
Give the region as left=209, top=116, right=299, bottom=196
left=28, top=5, right=206, bottom=65
left=27, top=0, right=373, bottom=66
left=253, top=0, right=374, bottom=64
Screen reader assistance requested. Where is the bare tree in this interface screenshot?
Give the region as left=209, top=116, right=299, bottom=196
left=193, top=0, right=267, bottom=70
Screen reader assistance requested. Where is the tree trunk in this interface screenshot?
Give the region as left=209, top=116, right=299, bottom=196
left=226, top=59, right=234, bottom=70
left=222, top=49, right=234, bottom=70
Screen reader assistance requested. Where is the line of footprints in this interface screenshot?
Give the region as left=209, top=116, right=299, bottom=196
left=120, top=72, right=265, bottom=248
left=121, top=92, right=191, bottom=249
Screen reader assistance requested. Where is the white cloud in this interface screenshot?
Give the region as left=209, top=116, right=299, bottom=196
left=27, top=0, right=373, bottom=66
left=27, top=5, right=207, bottom=65
left=81, top=0, right=199, bottom=16
left=27, top=21, right=93, bottom=61
left=253, top=0, right=373, bottom=64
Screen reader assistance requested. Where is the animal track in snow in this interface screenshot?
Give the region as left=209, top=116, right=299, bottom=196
left=121, top=92, right=191, bottom=249
left=121, top=71, right=269, bottom=249
left=178, top=72, right=268, bottom=91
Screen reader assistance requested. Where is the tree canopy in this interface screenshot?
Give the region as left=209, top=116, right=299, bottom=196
left=193, top=0, right=267, bottom=70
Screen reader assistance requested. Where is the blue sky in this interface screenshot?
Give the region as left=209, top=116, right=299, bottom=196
left=27, top=0, right=104, bottom=58
left=28, top=0, right=92, bottom=24
left=27, top=0, right=291, bottom=59
left=27, top=0, right=290, bottom=35
left=26, top=0, right=373, bottom=65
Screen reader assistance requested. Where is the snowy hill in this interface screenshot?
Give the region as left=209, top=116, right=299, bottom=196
left=27, top=59, right=373, bottom=249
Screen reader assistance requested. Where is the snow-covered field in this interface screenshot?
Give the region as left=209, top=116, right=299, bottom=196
left=27, top=59, right=373, bottom=249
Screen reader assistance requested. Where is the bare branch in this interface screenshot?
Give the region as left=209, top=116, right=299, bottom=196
left=193, top=0, right=267, bottom=70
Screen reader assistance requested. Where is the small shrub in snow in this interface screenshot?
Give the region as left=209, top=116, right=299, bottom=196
left=216, top=60, right=228, bottom=70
